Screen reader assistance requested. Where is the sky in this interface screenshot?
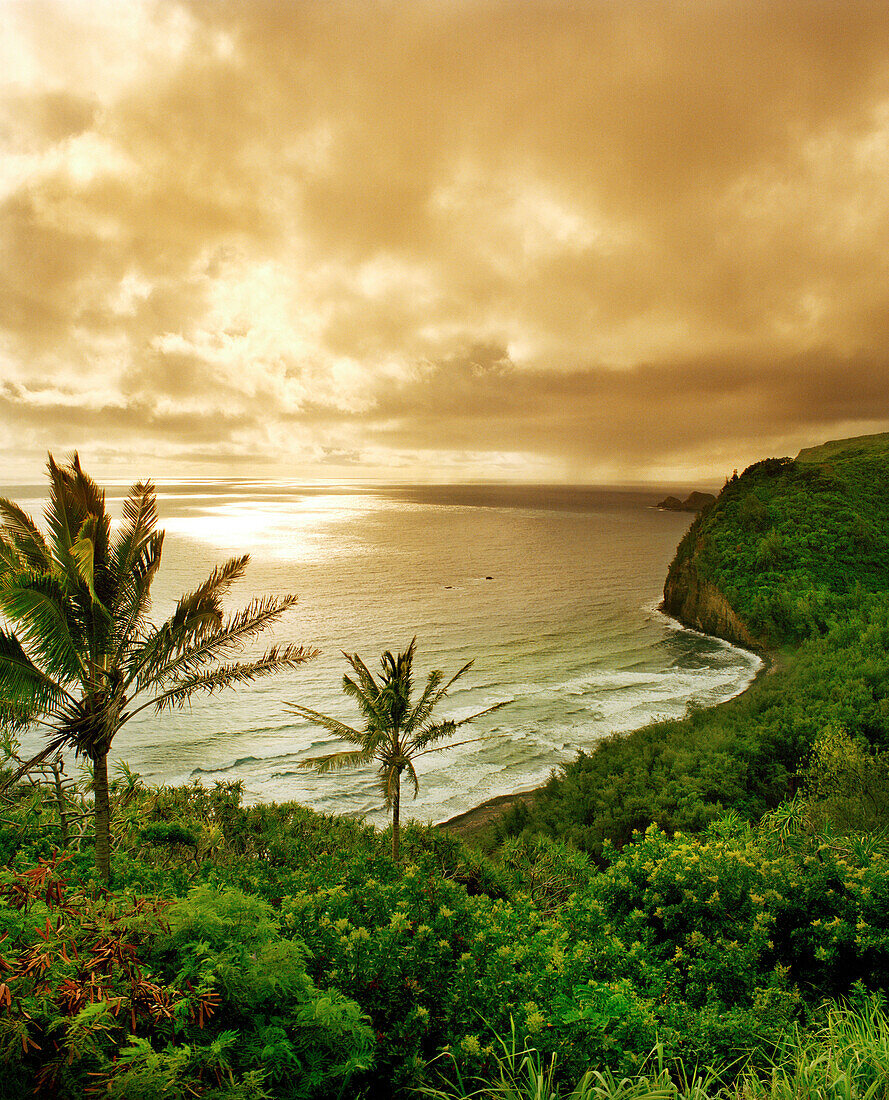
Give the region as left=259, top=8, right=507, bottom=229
left=3, top=0, right=889, bottom=486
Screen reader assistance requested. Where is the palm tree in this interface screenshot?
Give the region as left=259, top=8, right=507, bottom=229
left=0, top=454, right=317, bottom=883
left=290, top=638, right=503, bottom=862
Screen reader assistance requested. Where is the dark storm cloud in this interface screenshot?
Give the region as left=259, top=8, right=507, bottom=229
left=290, top=346, right=889, bottom=465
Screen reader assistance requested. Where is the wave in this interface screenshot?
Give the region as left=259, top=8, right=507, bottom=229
left=188, top=638, right=757, bottom=799
left=191, top=755, right=262, bottom=775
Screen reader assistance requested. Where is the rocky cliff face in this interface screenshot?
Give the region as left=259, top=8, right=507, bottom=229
left=663, top=548, right=759, bottom=650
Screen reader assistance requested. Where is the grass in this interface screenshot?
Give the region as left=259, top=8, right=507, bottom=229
left=415, top=998, right=889, bottom=1100
left=796, top=432, right=889, bottom=464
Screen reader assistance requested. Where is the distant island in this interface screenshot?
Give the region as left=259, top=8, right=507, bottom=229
left=656, top=489, right=716, bottom=512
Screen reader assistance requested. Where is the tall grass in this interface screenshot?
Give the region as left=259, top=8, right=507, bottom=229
left=416, top=997, right=889, bottom=1100
left=741, top=995, right=889, bottom=1100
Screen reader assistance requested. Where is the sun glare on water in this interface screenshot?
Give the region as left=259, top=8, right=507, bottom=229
left=156, top=492, right=384, bottom=563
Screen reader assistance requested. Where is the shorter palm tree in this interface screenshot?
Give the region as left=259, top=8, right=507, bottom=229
left=290, top=638, right=504, bottom=861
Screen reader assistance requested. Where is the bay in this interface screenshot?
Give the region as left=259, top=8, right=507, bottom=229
left=8, top=481, right=761, bottom=826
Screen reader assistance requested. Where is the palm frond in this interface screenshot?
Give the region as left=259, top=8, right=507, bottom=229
left=452, top=699, right=508, bottom=726
left=405, top=667, right=445, bottom=732
left=70, top=513, right=116, bottom=662
left=0, top=573, right=87, bottom=683
left=408, top=718, right=458, bottom=753
left=45, top=452, right=105, bottom=566
left=82, top=511, right=113, bottom=610
left=0, top=630, right=73, bottom=718
left=379, top=638, right=416, bottom=730
left=69, top=516, right=104, bottom=604
left=296, top=747, right=375, bottom=774
left=342, top=651, right=382, bottom=702
left=377, top=761, right=400, bottom=808
left=0, top=536, right=20, bottom=574
left=341, top=671, right=389, bottom=729
left=287, top=702, right=369, bottom=746
left=112, top=530, right=164, bottom=657
left=129, top=592, right=301, bottom=692
left=409, top=701, right=508, bottom=756
left=381, top=638, right=415, bottom=693
left=166, top=555, right=250, bottom=636
left=410, top=661, right=474, bottom=730
left=0, top=698, right=41, bottom=731
left=109, top=482, right=161, bottom=648
left=404, top=759, right=420, bottom=800
left=70, top=453, right=106, bottom=519
left=129, top=556, right=251, bottom=679
left=111, top=481, right=159, bottom=586
left=44, top=454, right=77, bottom=558
left=0, top=736, right=67, bottom=793
left=0, top=498, right=52, bottom=570
left=414, top=734, right=489, bottom=759
left=129, top=643, right=318, bottom=718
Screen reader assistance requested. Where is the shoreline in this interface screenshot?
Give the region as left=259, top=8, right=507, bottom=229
left=439, top=788, right=539, bottom=837
left=439, top=611, right=772, bottom=840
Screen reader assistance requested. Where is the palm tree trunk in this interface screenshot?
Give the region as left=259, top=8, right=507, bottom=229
left=392, top=771, right=401, bottom=863
left=51, top=761, right=70, bottom=849
left=93, top=751, right=112, bottom=884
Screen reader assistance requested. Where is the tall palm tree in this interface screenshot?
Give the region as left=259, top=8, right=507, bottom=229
left=290, top=638, right=503, bottom=862
left=0, top=454, right=317, bottom=883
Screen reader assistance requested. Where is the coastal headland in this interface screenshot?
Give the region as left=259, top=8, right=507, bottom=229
left=443, top=432, right=889, bottom=845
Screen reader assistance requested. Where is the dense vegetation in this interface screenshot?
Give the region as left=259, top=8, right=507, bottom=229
left=501, top=437, right=889, bottom=854
left=3, top=435, right=889, bottom=1097
left=680, top=447, right=889, bottom=646
left=1, top=756, right=889, bottom=1098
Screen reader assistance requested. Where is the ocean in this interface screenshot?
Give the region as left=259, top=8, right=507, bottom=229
left=9, top=481, right=761, bottom=826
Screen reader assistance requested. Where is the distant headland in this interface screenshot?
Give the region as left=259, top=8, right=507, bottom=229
left=656, top=489, right=716, bottom=513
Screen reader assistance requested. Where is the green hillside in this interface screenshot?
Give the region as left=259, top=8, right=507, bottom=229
left=797, top=431, right=889, bottom=464
left=665, top=443, right=889, bottom=647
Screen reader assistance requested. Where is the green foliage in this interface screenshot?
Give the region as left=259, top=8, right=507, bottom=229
left=2, top=767, right=889, bottom=1095
left=417, top=996, right=889, bottom=1098
left=798, top=726, right=889, bottom=836
left=279, top=856, right=660, bottom=1090
left=683, top=452, right=889, bottom=646
left=157, top=886, right=375, bottom=1095
left=0, top=858, right=373, bottom=1098
left=140, top=822, right=199, bottom=848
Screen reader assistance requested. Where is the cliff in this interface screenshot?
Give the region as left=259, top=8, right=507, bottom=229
left=662, top=433, right=889, bottom=651
left=662, top=544, right=759, bottom=649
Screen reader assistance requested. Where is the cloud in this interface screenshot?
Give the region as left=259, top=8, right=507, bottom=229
left=298, top=344, right=889, bottom=470
left=3, top=0, right=889, bottom=479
